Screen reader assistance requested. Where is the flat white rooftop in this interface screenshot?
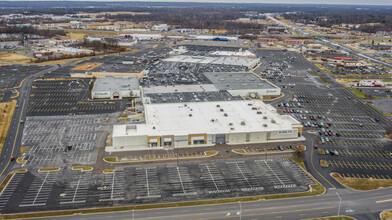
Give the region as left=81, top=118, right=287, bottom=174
left=163, top=55, right=258, bottom=67
left=113, top=100, right=300, bottom=137
left=142, top=84, right=219, bottom=94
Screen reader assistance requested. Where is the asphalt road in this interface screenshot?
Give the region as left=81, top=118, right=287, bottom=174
left=42, top=187, right=392, bottom=220
left=0, top=65, right=58, bottom=178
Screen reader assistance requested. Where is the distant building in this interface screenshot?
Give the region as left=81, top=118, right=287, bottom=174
left=266, top=26, right=286, bottom=34
left=358, top=80, right=383, bottom=87
left=91, top=76, right=140, bottom=99
left=85, top=35, right=106, bottom=42
left=284, top=39, right=305, bottom=44
left=258, top=38, right=279, bottom=42
left=153, top=24, right=169, bottom=32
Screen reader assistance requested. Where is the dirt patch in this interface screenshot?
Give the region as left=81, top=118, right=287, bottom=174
left=73, top=62, right=103, bottom=71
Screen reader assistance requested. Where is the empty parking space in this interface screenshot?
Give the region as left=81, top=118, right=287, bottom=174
left=60, top=171, right=91, bottom=205
left=330, top=149, right=392, bottom=158
left=99, top=171, right=125, bottom=202
left=135, top=167, right=161, bottom=199
left=0, top=173, right=25, bottom=212
left=226, top=161, right=264, bottom=192
left=255, top=160, right=296, bottom=189
left=20, top=171, right=57, bottom=207
left=168, top=166, right=197, bottom=197
left=199, top=164, right=230, bottom=194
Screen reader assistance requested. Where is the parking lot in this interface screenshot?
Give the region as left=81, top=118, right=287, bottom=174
left=27, top=79, right=122, bottom=116
left=260, top=50, right=391, bottom=183
left=0, top=65, right=51, bottom=90
left=0, top=157, right=314, bottom=213
left=20, top=113, right=119, bottom=167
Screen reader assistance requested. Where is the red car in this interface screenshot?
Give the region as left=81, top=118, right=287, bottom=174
left=10, top=156, right=15, bottom=161
left=313, top=145, right=318, bottom=149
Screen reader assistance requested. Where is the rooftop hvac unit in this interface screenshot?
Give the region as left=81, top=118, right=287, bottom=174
left=252, top=107, right=257, bottom=110
left=263, top=124, right=268, bottom=127
left=211, top=119, right=215, bottom=122
left=189, top=114, right=192, bottom=117
left=263, top=116, right=267, bottom=119
left=231, top=127, right=235, bottom=130
left=224, top=113, right=228, bottom=117
left=216, top=105, right=220, bottom=107
left=248, top=103, right=252, bottom=106
left=271, top=119, right=276, bottom=123
left=257, top=111, right=262, bottom=114
left=220, top=108, right=224, bottom=112
left=229, top=123, right=233, bottom=126
left=241, top=121, right=246, bottom=125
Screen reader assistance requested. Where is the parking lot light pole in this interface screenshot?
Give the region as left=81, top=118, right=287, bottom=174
left=336, top=192, right=341, bottom=217
left=132, top=208, right=135, bottom=220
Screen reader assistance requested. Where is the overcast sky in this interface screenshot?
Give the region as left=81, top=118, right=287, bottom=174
left=4, top=0, right=392, bottom=5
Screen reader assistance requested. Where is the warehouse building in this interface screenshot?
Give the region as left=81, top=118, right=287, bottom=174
left=91, top=76, right=140, bottom=99
left=110, top=100, right=303, bottom=151
left=204, top=72, right=281, bottom=97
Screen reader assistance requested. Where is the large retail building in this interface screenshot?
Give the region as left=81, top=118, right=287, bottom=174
left=110, top=100, right=303, bottom=151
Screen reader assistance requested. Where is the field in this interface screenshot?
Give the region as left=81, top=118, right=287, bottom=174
left=0, top=101, right=17, bottom=154
left=0, top=53, right=32, bottom=64
left=77, top=11, right=150, bottom=18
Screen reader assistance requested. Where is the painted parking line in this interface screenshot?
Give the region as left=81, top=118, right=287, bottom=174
left=136, top=167, right=161, bottom=199
left=168, top=166, right=197, bottom=197
left=99, top=171, right=125, bottom=202
left=227, top=161, right=264, bottom=192
left=60, top=171, right=91, bottom=204
left=199, top=164, right=230, bottom=194
left=20, top=171, right=57, bottom=207
left=0, top=173, right=25, bottom=212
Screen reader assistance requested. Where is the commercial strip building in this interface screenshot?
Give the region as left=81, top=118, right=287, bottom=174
left=203, top=72, right=281, bottom=97
left=110, top=100, right=304, bottom=151
left=91, top=76, right=140, bottom=99
left=163, top=55, right=260, bottom=70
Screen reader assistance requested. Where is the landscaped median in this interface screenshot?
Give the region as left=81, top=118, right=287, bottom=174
left=0, top=169, right=27, bottom=195
left=16, top=156, right=27, bottom=165
left=232, top=145, right=306, bottom=155
left=72, top=166, right=93, bottom=172
left=331, top=172, right=392, bottom=191
left=1, top=158, right=325, bottom=220
left=320, top=160, right=329, bottom=168
left=380, top=210, right=392, bottom=220
left=103, top=150, right=219, bottom=163
left=38, top=167, right=61, bottom=172
left=306, top=216, right=356, bottom=220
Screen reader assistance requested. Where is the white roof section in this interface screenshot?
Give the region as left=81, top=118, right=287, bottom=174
left=142, top=84, right=218, bottom=94
left=163, top=55, right=259, bottom=67
left=92, top=76, right=139, bottom=92
left=113, top=100, right=300, bottom=137
left=210, top=50, right=256, bottom=57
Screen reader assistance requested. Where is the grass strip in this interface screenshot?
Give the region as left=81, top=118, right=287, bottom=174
left=331, top=173, right=392, bottom=191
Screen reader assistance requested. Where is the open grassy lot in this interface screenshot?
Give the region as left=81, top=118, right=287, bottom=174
left=0, top=53, right=32, bottom=64
left=331, top=173, right=392, bottom=191
left=0, top=101, right=16, bottom=154
left=351, top=90, right=367, bottom=99
left=73, top=62, right=103, bottom=71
